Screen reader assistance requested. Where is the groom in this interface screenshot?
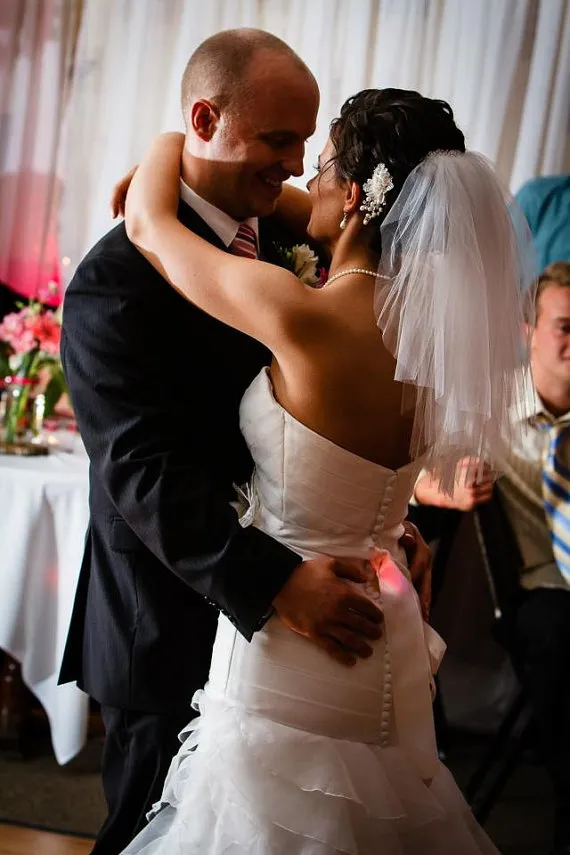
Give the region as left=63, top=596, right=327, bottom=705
left=60, top=29, right=426, bottom=855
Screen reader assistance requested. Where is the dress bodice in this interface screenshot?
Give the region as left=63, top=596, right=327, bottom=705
left=200, top=368, right=444, bottom=781
left=239, top=368, right=422, bottom=561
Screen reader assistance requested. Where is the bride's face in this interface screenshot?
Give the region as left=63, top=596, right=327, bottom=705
left=306, top=138, right=346, bottom=245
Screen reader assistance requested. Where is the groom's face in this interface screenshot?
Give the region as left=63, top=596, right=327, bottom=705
left=207, top=55, right=319, bottom=220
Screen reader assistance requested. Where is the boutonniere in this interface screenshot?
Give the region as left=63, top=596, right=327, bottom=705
left=274, top=243, right=328, bottom=287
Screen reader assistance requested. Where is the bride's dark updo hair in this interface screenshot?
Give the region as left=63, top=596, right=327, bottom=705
left=329, top=88, right=466, bottom=250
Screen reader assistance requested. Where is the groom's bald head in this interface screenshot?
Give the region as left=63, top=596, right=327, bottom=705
left=181, top=28, right=313, bottom=123
left=180, top=28, right=318, bottom=221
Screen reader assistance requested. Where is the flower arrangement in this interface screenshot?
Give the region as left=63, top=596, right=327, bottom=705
left=274, top=243, right=328, bottom=287
left=0, top=301, right=67, bottom=444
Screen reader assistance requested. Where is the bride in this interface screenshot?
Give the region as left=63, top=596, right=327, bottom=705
left=119, top=88, right=531, bottom=854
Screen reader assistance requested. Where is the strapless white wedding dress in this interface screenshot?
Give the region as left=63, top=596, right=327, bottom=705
left=123, top=368, right=499, bottom=855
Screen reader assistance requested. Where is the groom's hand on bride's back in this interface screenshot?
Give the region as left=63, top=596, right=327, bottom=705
left=272, top=558, right=382, bottom=667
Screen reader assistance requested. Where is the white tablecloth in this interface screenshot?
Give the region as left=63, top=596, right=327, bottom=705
left=0, top=436, right=90, bottom=764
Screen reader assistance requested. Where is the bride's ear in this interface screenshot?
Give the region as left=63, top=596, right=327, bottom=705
left=343, top=180, right=361, bottom=216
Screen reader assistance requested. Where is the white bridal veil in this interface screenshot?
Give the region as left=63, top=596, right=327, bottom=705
left=374, top=151, right=537, bottom=490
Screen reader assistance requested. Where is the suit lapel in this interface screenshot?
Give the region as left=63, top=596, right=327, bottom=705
left=258, top=218, right=285, bottom=266
left=177, top=201, right=227, bottom=251
left=258, top=216, right=324, bottom=271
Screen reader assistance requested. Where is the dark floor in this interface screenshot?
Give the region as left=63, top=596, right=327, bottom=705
left=0, top=735, right=103, bottom=840
left=446, top=730, right=552, bottom=855
left=0, top=729, right=553, bottom=853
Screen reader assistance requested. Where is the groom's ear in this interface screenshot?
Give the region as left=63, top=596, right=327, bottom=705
left=190, top=99, right=220, bottom=141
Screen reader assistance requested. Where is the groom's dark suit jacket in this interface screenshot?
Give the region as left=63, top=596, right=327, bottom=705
left=59, top=203, right=301, bottom=711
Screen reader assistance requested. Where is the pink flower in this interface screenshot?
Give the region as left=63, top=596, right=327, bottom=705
left=0, top=312, right=26, bottom=353
left=0, top=305, right=61, bottom=355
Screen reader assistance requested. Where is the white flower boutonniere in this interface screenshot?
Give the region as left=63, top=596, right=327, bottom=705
left=274, top=243, right=327, bottom=287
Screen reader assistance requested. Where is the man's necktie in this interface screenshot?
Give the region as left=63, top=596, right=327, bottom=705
left=539, top=416, right=570, bottom=583
left=229, top=223, right=258, bottom=259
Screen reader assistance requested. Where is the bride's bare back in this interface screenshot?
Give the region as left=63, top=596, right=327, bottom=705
left=270, top=273, right=415, bottom=471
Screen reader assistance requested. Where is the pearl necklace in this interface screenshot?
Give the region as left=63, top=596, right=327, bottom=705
left=325, top=267, right=388, bottom=286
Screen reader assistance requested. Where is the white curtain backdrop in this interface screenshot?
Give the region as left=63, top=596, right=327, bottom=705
left=59, top=0, right=570, bottom=280
left=0, top=0, right=80, bottom=304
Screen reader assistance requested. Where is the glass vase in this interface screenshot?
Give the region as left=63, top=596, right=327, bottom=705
left=2, top=376, right=37, bottom=444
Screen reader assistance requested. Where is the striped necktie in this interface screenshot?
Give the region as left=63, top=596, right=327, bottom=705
left=230, top=223, right=258, bottom=259
left=539, top=415, right=570, bottom=583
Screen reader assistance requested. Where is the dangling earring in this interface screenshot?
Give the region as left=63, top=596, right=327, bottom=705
left=339, top=212, right=349, bottom=230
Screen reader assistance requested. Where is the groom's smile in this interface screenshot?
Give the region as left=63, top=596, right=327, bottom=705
left=256, top=167, right=291, bottom=201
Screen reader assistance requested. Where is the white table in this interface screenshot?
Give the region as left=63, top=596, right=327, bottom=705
left=0, top=436, right=90, bottom=764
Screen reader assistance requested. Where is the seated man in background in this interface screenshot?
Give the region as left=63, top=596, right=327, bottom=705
left=414, top=261, right=570, bottom=855
left=516, top=175, right=570, bottom=272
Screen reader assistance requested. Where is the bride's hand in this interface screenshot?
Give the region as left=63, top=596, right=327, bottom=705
left=400, top=522, right=432, bottom=620
left=111, top=165, right=138, bottom=218
left=111, top=131, right=185, bottom=222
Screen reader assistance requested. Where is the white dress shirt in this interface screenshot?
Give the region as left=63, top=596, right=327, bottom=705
left=496, top=380, right=570, bottom=592
left=411, top=376, right=570, bottom=592
left=179, top=178, right=259, bottom=248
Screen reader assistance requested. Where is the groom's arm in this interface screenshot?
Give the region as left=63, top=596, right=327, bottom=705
left=273, top=183, right=313, bottom=241
left=62, top=251, right=301, bottom=640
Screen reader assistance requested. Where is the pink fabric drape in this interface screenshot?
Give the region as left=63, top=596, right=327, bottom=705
left=0, top=0, right=79, bottom=306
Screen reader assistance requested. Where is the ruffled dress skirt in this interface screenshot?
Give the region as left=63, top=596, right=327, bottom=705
left=122, top=610, right=500, bottom=855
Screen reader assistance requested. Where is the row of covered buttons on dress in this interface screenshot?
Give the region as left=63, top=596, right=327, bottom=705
left=369, top=473, right=397, bottom=550
left=369, top=473, right=397, bottom=746
left=361, top=572, right=392, bottom=747
left=380, top=636, right=393, bottom=747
